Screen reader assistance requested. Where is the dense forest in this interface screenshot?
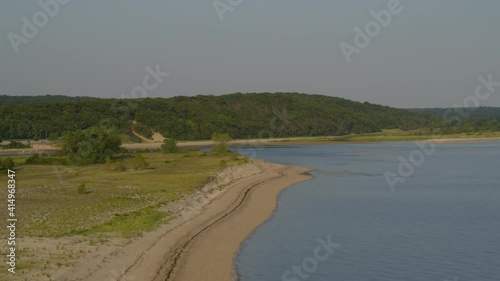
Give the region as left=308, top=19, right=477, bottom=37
left=409, top=107, right=500, bottom=119
left=409, top=107, right=500, bottom=133
left=0, top=93, right=498, bottom=141
left=0, top=95, right=95, bottom=106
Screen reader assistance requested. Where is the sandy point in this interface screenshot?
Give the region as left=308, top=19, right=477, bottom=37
left=163, top=163, right=311, bottom=281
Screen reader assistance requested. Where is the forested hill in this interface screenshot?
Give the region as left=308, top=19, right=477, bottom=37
left=0, top=93, right=438, bottom=141
left=409, top=107, right=500, bottom=119
left=0, top=95, right=96, bottom=106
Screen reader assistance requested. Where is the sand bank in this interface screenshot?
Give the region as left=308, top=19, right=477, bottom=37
left=50, top=160, right=311, bottom=281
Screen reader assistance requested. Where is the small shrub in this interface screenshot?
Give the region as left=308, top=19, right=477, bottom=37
left=114, top=160, right=127, bottom=171
left=212, top=133, right=232, bottom=155
left=0, top=157, right=14, bottom=170
left=105, top=157, right=113, bottom=170
left=77, top=184, right=87, bottom=195
left=161, top=139, right=177, bottom=154
left=48, top=133, right=59, bottom=141
left=219, top=160, right=227, bottom=169
left=133, top=154, right=150, bottom=170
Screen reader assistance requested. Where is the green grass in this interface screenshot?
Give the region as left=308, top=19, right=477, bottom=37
left=264, top=129, right=500, bottom=143
left=75, top=207, right=172, bottom=238
left=333, top=129, right=500, bottom=142
left=0, top=151, right=247, bottom=238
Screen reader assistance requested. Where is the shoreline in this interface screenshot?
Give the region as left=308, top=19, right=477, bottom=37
left=422, top=137, right=500, bottom=144
left=50, top=160, right=311, bottom=281
left=2, top=136, right=500, bottom=155
left=163, top=163, right=312, bottom=281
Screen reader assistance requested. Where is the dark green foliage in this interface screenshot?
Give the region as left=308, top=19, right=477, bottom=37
left=0, top=157, right=14, bottom=170
left=161, top=139, right=177, bottom=153
left=5, top=93, right=496, bottom=141
left=48, top=133, right=59, bottom=141
left=60, top=126, right=121, bottom=165
left=0, top=94, right=96, bottom=106
left=24, top=154, right=67, bottom=165
left=133, top=124, right=153, bottom=138
left=408, top=107, right=500, bottom=133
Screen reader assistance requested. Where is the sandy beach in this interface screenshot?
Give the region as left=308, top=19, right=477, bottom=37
left=2, top=136, right=500, bottom=155
left=44, top=160, right=311, bottom=281
left=0, top=138, right=323, bottom=155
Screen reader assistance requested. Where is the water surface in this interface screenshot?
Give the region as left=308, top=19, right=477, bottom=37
left=235, top=142, right=500, bottom=281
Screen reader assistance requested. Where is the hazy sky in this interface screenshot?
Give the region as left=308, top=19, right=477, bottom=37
left=1, top=0, right=500, bottom=108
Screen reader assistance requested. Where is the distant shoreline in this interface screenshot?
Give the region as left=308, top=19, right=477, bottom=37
left=421, top=137, right=500, bottom=144
left=2, top=136, right=500, bottom=155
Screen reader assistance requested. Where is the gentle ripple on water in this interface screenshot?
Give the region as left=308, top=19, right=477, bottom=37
left=235, top=142, right=500, bottom=281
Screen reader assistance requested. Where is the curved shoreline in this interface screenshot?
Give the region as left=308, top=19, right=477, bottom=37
left=54, top=160, right=311, bottom=281
left=161, top=163, right=312, bottom=281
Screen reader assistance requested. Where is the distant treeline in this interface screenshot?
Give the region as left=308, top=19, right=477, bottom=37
left=0, top=94, right=95, bottom=106
left=0, top=93, right=498, bottom=141
left=409, top=107, right=500, bottom=133
left=409, top=107, right=500, bottom=119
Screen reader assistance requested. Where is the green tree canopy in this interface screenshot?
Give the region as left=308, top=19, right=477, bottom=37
left=60, top=126, right=121, bottom=165
left=161, top=139, right=177, bottom=153
left=211, top=133, right=232, bottom=154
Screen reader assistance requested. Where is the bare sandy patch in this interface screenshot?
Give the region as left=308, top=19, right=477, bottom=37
left=13, top=160, right=310, bottom=281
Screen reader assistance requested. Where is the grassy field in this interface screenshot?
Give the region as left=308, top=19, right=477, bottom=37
left=331, top=129, right=500, bottom=142
left=265, top=129, right=500, bottom=144
left=0, top=149, right=248, bottom=280
left=0, top=150, right=247, bottom=238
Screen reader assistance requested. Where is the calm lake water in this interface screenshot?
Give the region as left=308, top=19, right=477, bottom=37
left=234, top=142, right=500, bottom=281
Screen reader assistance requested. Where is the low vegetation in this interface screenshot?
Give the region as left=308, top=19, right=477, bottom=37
left=0, top=150, right=247, bottom=238
left=0, top=140, right=30, bottom=149
left=332, top=129, right=500, bottom=142
left=161, top=139, right=177, bottom=153
left=212, top=132, right=232, bottom=154
left=0, top=157, right=14, bottom=170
